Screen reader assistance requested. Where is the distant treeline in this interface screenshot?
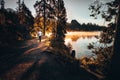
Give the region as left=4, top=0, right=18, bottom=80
left=66, top=20, right=106, bottom=31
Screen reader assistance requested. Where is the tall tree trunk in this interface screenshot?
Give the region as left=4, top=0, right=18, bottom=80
left=18, top=0, right=21, bottom=12
left=43, top=0, right=46, bottom=36
left=109, top=1, right=120, bottom=80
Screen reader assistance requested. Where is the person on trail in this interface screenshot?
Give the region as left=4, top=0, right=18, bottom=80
left=38, top=30, right=42, bottom=42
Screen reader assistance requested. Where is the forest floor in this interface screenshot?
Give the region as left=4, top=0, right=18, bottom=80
left=0, top=36, right=99, bottom=80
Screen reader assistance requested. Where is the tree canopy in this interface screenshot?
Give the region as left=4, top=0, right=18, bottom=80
left=0, top=0, right=34, bottom=46
left=34, top=0, right=67, bottom=42
left=89, top=0, right=120, bottom=79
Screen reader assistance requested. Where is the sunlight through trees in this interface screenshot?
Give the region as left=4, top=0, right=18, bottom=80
left=34, top=0, right=67, bottom=43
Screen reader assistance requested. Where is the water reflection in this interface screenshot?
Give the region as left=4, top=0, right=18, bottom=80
left=65, top=31, right=100, bottom=59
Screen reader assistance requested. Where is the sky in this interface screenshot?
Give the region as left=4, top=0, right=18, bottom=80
left=1, top=0, right=113, bottom=26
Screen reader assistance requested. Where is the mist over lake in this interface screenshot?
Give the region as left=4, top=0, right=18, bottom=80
left=65, top=31, right=101, bottom=59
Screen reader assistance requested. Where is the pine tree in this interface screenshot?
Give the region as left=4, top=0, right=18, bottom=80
left=89, top=0, right=120, bottom=79
left=0, top=0, right=5, bottom=9
left=34, top=0, right=48, bottom=35
left=34, top=0, right=67, bottom=42
left=109, top=0, right=120, bottom=80
left=55, top=0, right=67, bottom=42
left=17, top=0, right=34, bottom=39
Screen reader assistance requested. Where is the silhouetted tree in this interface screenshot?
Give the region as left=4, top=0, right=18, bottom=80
left=54, top=0, right=67, bottom=42
left=34, top=0, right=49, bottom=35
left=0, top=0, right=5, bottom=10
left=0, top=8, right=21, bottom=45
left=110, top=1, right=120, bottom=80
left=0, top=0, right=34, bottom=46
left=17, top=0, right=34, bottom=39
left=34, top=0, right=67, bottom=42
left=89, top=0, right=120, bottom=79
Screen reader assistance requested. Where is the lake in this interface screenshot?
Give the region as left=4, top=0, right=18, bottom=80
left=65, top=31, right=101, bottom=59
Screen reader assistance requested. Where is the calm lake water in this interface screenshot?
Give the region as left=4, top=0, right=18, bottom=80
left=65, top=31, right=101, bottom=59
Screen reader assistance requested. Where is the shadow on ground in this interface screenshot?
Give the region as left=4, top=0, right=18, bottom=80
left=0, top=40, right=98, bottom=80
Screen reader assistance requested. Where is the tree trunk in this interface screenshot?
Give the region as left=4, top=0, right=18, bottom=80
left=109, top=1, right=120, bottom=80
left=43, top=0, right=46, bottom=35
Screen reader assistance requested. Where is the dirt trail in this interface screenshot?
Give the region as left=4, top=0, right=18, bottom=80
left=0, top=38, right=99, bottom=80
